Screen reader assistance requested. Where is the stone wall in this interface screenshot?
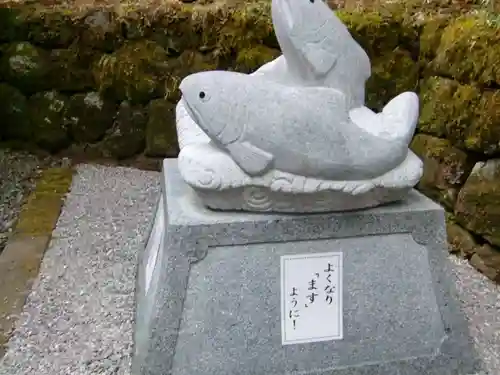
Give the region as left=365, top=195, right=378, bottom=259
left=0, top=2, right=499, bottom=282
left=410, top=13, right=500, bottom=282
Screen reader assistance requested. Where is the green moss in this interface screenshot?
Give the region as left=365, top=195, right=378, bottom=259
left=101, top=101, right=147, bottom=159
left=465, top=90, right=500, bottom=155
left=80, top=9, right=124, bottom=52
left=93, top=40, right=171, bottom=104
left=145, top=99, right=178, bottom=157
left=419, top=14, right=452, bottom=62
left=0, top=83, right=30, bottom=140
left=150, top=6, right=209, bottom=54
left=34, top=167, right=74, bottom=194
left=147, top=1, right=274, bottom=66
left=446, top=84, right=483, bottom=148
left=235, top=45, right=280, bottom=74
left=365, top=48, right=419, bottom=111
left=190, top=1, right=275, bottom=63
left=418, top=76, right=457, bottom=138
left=0, top=7, right=25, bottom=42
left=65, top=91, right=117, bottom=143
left=433, top=15, right=500, bottom=85
left=26, top=9, right=76, bottom=48
left=15, top=167, right=74, bottom=236
left=337, top=10, right=418, bottom=59
left=418, top=76, right=482, bottom=148
left=27, top=91, right=70, bottom=152
left=47, top=47, right=95, bottom=92
left=419, top=78, right=500, bottom=155
left=410, top=134, right=474, bottom=209
left=0, top=41, right=50, bottom=94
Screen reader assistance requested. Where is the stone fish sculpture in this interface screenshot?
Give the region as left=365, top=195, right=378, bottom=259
left=174, top=0, right=424, bottom=213
left=267, top=0, right=371, bottom=108
left=180, top=71, right=417, bottom=181
left=176, top=0, right=371, bottom=150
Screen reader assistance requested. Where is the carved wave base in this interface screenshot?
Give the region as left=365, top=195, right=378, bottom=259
left=177, top=142, right=424, bottom=213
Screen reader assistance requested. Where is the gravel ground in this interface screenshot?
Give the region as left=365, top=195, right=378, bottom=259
left=0, top=148, right=70, bottom=253
left=0, top=164, right=498, bottom=375
left=0, top=164, right=160, bottom=375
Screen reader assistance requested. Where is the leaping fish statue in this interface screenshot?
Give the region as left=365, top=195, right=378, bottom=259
left=252, top=0, right=372, bottom=109
left=179, top=71, right=419, bottom=181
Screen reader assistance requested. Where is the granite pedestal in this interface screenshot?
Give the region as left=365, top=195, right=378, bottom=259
left=133, top=159, right=480, bottom=375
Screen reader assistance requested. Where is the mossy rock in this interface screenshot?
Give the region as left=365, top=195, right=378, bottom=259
left=235, top=45, right=280, bottom=74
left=446, top=222, right=478, bottom=258
left=145, top=99, right=178, bottom=157
left=418, top=77, right=458, bottom=138
left=93, top=40, right=171, bottom=104
left=365, top=48, right=419, bottom=111
left=47, top=48, right=95, bottom=92
left=455, top=159, right=500, bottom=247
left=80, top=10, right=123, bottom=52
left=65, top=91, right=116, bottom=143
left=410, top=134, right=475, bottom=210
left=433, top=15, right=500, bottom=86
left=465, top=89, right=500, bottom=155
left=469, top=243, right=500, bottom=282
left=0, top=83, right=30, bottom=140
left=0, top=7, right=26, bottom=42
left=418, top=76, right=482, bottom=145
left=100, top=101, right=147, bottom=159
left=121, top=11, right=153, bottom=41
left=24, top=9, right=77, bottom=48
left=337, top=10, right=419, bottom=60
left=0, top=41, right=50, bottom=94
left=28, top=90, right=70, bottom=152
left=419, top=14, right=452, bottom=63
left=149, top=6, right=204, bottom=54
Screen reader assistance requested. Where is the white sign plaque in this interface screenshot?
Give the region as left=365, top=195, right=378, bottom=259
left=280, top=251, right=343, bottom=345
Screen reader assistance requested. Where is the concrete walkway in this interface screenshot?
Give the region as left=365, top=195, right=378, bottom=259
left=0, top=164, right=498, bottom=375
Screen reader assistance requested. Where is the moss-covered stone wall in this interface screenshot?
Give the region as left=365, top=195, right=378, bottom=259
left=0, top=1, right=499, bottom=282
left=410, top=13, right=500, bottom=283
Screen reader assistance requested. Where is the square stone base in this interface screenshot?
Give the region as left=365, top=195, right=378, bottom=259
left=133, top=159, right=480, bottom=375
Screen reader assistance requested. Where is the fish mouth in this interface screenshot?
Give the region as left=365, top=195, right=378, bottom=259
left=182, top=96, right=225, bottom=141
left=276, top=0, right=294, bottom=30
left=182, top=97, right=202, bottom=127
left=182, top=96, right=214, bottom=138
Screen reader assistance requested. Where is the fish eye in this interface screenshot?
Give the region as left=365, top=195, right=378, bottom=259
left=309, top=0, right=314, bottom=3
left=199, top=91, right=206, bottom=99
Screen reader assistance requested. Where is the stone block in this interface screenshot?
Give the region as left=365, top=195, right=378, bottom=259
left=455, top=159, right=500, bottom=247
left=133, top=159, right=480, bottom=375
left=446, top=222, right=477, bottom=259
left=469, top=244, right=500, bottom=282
left=410, top=134, right=474, bottom=210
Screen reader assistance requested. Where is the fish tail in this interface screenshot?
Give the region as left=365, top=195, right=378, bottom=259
left=381, top=91, right=419, bottom=145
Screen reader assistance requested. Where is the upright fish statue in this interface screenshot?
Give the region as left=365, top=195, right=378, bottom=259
left=180, top=71, right=418, bottom=181
left=253, top=0, right=371, bottom=109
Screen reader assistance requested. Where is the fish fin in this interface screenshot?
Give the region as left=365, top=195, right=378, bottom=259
left=226, top=141, right=274, bottom=176
left=301, top=42, right=338, bottom=75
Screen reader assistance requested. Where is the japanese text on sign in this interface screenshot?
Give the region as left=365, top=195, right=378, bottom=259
left=280, top=251, right=343, bottom=345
